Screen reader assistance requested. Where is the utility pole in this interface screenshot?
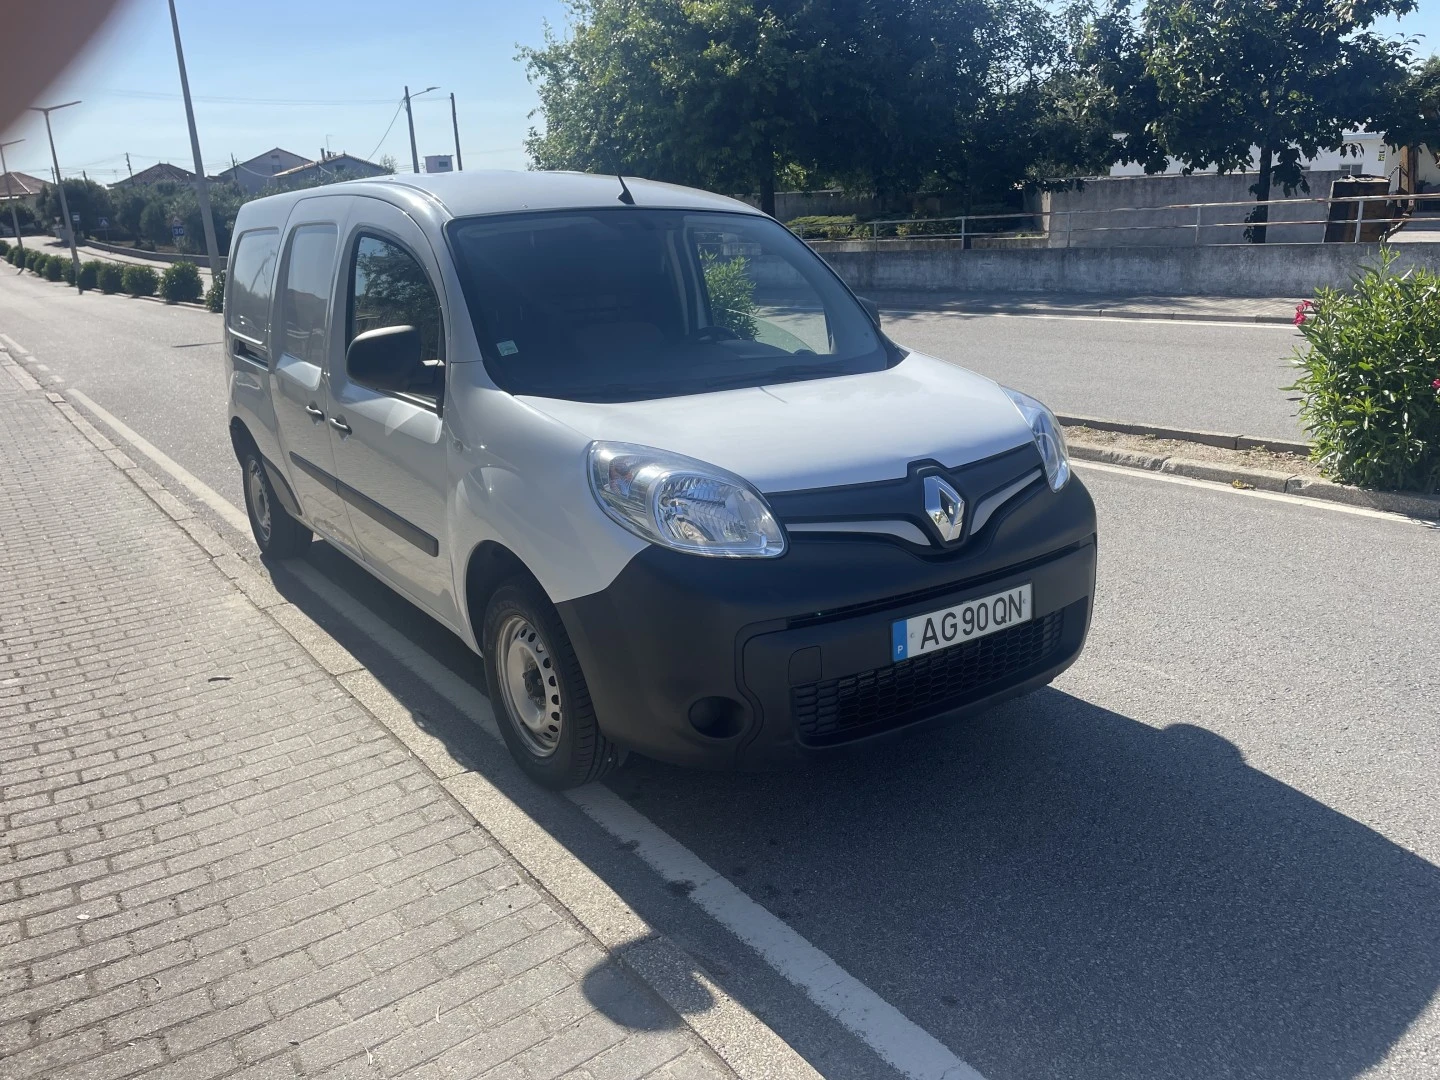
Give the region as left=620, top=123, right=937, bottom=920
left=403, top=85, right=439, bottom=173
left=125, top=152, right=133, bottom=180
left=167, top=0, right=221, bottom=275
left=450, top=93, right=463, bottom=171
left=29, top=102, right=82, bottom=282
left=404, top=86, right=418, bottom=174
left=0, top=138, right=24, bottom=260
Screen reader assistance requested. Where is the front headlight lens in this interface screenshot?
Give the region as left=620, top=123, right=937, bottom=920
left=588, top=442, right=787, bottom=558
left=1003, top=387, right=1071, bottom=491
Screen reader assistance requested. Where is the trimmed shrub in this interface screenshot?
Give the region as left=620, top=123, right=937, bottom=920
left=700, top=253, right=757, bottom=339
left=205, top=269, right=225, bottom=313
left=61, top=258, right=76, bottom=285
left=24, top=249, right=41, bottom=272
left=785, top=214, right=865, bottom=240
left=44, top=256, right=63, bottom=281
left=78, top=260, right=102, bottom=292
left=96, top=262, right=124, bottom=294
left=0, top=239, right=8, bottom=256
left=121, top=263, right=158, bottom=298
left=3, top=246, right=14, bottom=266
left=1289, top=250, right=1440, bottom=493
left=160, top=260, right=202, bottom=304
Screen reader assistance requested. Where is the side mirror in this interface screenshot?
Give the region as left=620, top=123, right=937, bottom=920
left=858, top=296, right=881, bottom=325
left=346, top=325, right=421, bottom=394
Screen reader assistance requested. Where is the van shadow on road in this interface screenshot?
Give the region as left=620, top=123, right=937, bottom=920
left=610, top=689, right=1440, bottom=1080
left=263, top=543, right=1438, bottom=1080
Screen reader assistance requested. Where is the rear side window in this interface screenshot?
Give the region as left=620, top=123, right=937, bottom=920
left=279, top=224, right=338, bottom=367
left=225, top=228, right=279, bottom=345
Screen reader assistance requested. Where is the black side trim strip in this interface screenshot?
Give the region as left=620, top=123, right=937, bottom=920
left=288, top=452, right=439, bottom=557
left=289, top=452, right=337, bottom=493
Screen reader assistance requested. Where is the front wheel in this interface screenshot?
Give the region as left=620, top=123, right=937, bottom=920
left=239, top=446, right=311, bottom=558
left=483, top=580, right=619, bottom=789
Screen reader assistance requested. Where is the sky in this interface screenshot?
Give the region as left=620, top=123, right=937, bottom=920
left=2, top=0, right=1438, bottom=187
left=0, top=0, right=569, bottom=183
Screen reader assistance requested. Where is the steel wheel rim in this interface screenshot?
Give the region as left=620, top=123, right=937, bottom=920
left=246, top=459, right=272, bottom=543
left=497, top=614, right=562, bottom=758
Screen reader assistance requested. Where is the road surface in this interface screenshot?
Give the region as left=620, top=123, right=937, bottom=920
left=2, top=270, right=1435, bottom=1080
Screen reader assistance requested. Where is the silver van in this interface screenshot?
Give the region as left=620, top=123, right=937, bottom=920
left=224, top=171, right=1096, bottom=788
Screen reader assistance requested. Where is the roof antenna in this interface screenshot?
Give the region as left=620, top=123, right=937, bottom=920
left=616, top=175, right=636, bottom=205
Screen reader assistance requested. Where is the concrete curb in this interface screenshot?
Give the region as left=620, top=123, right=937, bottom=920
left=1067, top=440, right=1440, bottom=520
left=2, top=343, right=812, bottom=1080
left=1057, top=413, right=1313, bottom=457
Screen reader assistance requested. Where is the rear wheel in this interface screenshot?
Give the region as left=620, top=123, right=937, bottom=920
left=239, top=445, right=311, bottom=558
left=483, top=580, right=619, bottom=789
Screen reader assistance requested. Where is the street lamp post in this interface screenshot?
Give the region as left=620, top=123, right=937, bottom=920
left=28, top=102, right=82, bottom=283
left=450, top=93, right=463, bottom=171
left=403, top=85, right=439, bottom=174
left=0, top=138, right=24, bottom=260
left=167, top=0, right=221, bottom=276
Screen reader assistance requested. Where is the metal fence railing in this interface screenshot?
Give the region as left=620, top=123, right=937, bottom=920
left=788, top=190, right=1440, bottom=248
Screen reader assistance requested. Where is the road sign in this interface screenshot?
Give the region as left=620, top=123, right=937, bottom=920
left=171, top=224, right=185, bottom=239
left=98, top=217, right=109, bottom=228
left=71, top=212, right=80, bottom=223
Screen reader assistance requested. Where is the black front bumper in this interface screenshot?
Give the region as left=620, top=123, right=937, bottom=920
left=556, top=473, right=1097, bottom=768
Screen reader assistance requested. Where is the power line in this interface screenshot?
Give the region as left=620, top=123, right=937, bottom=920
left=92, top=88, right=399, bottom=107
left=366, top=99, right=407, bottom=164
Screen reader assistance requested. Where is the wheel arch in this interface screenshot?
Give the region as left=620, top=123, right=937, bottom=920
left=231, top=417, right=304, bottom=522
left=463, top=540, right=549, bottom=654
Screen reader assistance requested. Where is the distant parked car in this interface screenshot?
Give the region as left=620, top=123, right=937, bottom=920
left=224, top=171, right=1097, bottom=788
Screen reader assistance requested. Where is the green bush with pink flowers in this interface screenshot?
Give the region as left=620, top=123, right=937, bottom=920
left=1289, top=251, right=1440, bottom=493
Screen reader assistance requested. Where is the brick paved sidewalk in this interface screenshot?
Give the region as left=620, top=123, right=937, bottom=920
left=0, top=368, right=727, bottom=1078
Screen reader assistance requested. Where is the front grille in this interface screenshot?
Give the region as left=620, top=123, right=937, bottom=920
left=792, top=611, right=1065, bottom=743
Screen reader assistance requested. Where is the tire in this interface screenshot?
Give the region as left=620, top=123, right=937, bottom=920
left=238, top=443, right=311, bottom=559
left=483, top=579, right=619, bottom=789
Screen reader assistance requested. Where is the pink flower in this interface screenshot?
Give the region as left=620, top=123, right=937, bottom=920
left=1433, top=378, right=1440, bottom=390
left=1294, top=300, right=1315, bottom=326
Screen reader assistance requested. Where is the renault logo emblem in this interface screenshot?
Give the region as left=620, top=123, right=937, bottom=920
left=923, top=475, right=965, bottom=543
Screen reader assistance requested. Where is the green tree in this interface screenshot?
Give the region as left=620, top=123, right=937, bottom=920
left=523, top=0, right=1090, bottom=214
left=114, top=190, right=150, bottom=242
left=1376, top=55, right=1440, bottom=159
left=139, top=201, right=171, bottom=247
left=36, top=178, right=112, bottom=238
left=1095, top=0, right=1415, bottom=241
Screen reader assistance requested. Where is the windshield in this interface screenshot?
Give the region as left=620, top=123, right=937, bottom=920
left=446, top=208, right=894, bottom=401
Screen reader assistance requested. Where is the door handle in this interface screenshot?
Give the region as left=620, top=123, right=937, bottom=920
left=304, top=403, right=324, bottom=422
left=329, top=416, right=352, bottom=436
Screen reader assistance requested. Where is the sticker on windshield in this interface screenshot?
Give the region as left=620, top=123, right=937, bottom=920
left=496, top=340, right=519, bottom=356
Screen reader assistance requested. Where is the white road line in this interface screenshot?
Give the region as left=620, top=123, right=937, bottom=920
left=1074, top=459, right=1433, bottom=525
left=569, top=785, right=984, bottom=1080
left=63, top=381, right=984, bottom=1080
left=66, top=388, right=250, bottom=533
left=0, top=332, right=30, bottom=355
left=884, top=310, right=1298, bottom=329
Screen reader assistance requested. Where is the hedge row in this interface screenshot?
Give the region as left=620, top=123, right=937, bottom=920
left=3, top=246, right=209, bottom=305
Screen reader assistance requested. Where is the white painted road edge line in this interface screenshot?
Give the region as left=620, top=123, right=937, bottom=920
left=58, top=377, right=979, bottom=1078
left=882, top=310, right=1299, bottom=329
left=1074, top=458, right=1433, bottom=525
left=568, top=785, right=985, bottom=1080
left=67, top=388, right=251, bottom=533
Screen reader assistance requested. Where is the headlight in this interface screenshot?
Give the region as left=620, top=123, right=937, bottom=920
left=1003, top=387, right=1071, bottom=491
left=587, top=442, right=787, bottom=558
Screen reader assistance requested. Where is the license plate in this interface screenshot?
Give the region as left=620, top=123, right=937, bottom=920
left=891, top=584, right=1032, bottom=661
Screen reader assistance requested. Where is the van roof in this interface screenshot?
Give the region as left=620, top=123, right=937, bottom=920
left=376, top=170, right=764, bottom=219
left=234, top=170, right=767, bottom=225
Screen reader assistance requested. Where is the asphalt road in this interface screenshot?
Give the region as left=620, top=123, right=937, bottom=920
left=882, top=308, right=1306, bottom=442
left=2, top=270, right=1436, bottom=1080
